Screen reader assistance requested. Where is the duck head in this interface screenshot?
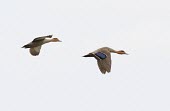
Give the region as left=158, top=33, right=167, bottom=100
left=51, top=38, right=62, bottom=42
left=116, top=50, right=128, bottom=55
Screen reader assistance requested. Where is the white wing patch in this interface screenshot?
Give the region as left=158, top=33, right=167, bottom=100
left=29, top=46, right=42, bottom=56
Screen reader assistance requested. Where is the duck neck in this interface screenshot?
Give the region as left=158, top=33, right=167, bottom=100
left=43, top=39, right=53, bottom=44
left=108, top=48, right=117, bottom=53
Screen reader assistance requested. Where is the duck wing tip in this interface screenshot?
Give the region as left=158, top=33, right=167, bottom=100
left=47, top=34, right=53, bottom=38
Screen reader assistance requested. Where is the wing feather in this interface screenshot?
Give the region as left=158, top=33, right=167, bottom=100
left=96, top=50, right=111, bottom=74
left=97, top=60, right=107, bottom=74
left=29, top=46, right=42, bottom=56
left=32, top=35, right=52, bottom=42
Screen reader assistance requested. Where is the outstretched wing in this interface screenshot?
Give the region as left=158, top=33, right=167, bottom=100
left=29, top=46, right=42, bottom=56
left=97, top=60, right=107, bottom=74
left=32, top=35, right=53, bottom=42
left=95, top=51, right=112, bottom=74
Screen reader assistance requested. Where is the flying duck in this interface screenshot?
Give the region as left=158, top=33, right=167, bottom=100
left=83, top=47, right=128, bottom=74
left=22, top=35, right=61, bottom=56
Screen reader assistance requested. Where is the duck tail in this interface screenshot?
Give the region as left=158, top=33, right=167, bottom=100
left=83, top=53, right=94, bottom=57
left=22, top=44, right=31, bottom=48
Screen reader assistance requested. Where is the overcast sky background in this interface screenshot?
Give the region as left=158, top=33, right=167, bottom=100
left=0, top=0, right=170, bottom=111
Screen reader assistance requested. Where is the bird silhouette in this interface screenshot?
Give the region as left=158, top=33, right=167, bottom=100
left=83, top=47, right=128, bottom=74
left=22, top=35, right=61, bottom=56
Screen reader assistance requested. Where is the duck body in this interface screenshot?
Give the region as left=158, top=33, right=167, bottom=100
left=83, top=47, right=127, bottom=74
left=22, top=35, right=61, bottom=56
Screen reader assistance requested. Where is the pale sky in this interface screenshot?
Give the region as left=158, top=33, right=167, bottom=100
left=0, top=0, right=170, bottom=111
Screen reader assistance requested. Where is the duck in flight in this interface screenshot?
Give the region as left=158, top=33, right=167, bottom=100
left=22, top=35, right=61, bottom=56
left=83, top=47, right=128, bottom=74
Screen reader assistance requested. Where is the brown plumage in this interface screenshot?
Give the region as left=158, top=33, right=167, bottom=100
left=22, top=35, right=61, bottom=56
left=83, top=47, right=128, bottom=74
